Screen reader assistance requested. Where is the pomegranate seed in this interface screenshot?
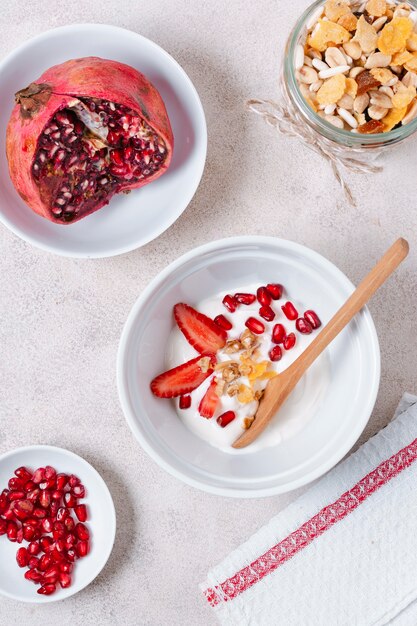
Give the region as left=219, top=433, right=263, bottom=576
left=39, top=478, right=56, bottom=490
left=64, top=516, right=75, bottom=532
left=27, top=488, right=40, bottom=503
left=16, top=527, right=24, bottom=543
left=66, top=548, right=77, bottom=562
left=3, top=506, right=15, bottom=520
left=53, top=521, right=66, bottom=540
left=217, top=411, right=236, bottom=428
left=9, top=476, right=25, bottom=490
left=272, top=323, right=286, bottom=344
left=43, top=467, right=56, bottom=481
left=51, top=489, right=64, bottom=500
left=28, top=540, right=40, bottom=555
left=16, top=547, right=29, bottom=567
left=40, top=536, right=54, bottom=553
left=259, top=305, right=275, bottom=322
left=25, top=569, right=42, bottom=583
left=39, top=554, right=53, bottom=571
left=234, top=293, right=256, bottom=305
left=56, top=474, right=69, bottom=490
left=56, top=507, right=69, bottom=522
left=13, top=499, right=34, bottom=520
left=72, top=484, right=85, bottom=498
left=76, top=540, right=89, bottom=558
left=68, top=475, right=80, bottom=489
left=304, top=309, right=322, bottom=330
left=257, top=286, right=272, bottom=306
left=295, top=318, right=313, bottom=334
left=51, top=548, right=66, bottom=563
left=42, top=518, right=53, bottom=533
left=39, top=489, right=51, bottom=508
left=266, top=283, right=283, bottom=300
left=7, top=521, right=18, bottom=542
left=110, top=149, right=123, bottom=165
left=15, top=466, right=33, bottom=482
left=214, top=314, right=232, bottom=331
left=50, top=501, right=59, bottom=517
left=28, top=556, right=39, bottom=569
left=269, top=345, right=283, bottom=362
left=44, top=565, right=60, bottom=583
left=283, top=333, right=296, bottom=350
left=60, top=561, right=73, bottom=574
left=24, top=480, right=35, bottom=492
left=32, top=468, right=46, bottom=484
left=222, top=294, right=238, bottom=313
left=0, top=494, right=8, bottom=513
left=245, top=317, right=265, bottom=335
left=65, top=533, right=76, bottom=549
left=64, top=492, right=77, bottom=508
left=23, top=524, right=37, bottom=541
left=59, top=572, right=72, bottom=588
left=37, top=583, right=56, bottom=595
left=281, top=301, right=298, bottom=320
left=75, top=522, right=90, bottom=541
left=74, top=504, right=87, bottom=522
left=9, top=489, right=25, bottom=501
left=33, top=506, right=47, bottom=519
left=179, top=395, right=191, bottom=410
left=0, top=519, right=7, bottom=535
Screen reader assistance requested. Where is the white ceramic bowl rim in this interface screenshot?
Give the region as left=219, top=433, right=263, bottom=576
left=117, top=236, right=381, bottom=498
left=0, top=444, right=116, bottom=603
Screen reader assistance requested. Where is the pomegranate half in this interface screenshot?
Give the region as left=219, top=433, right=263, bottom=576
left=6, top=57, right=173, bottom=224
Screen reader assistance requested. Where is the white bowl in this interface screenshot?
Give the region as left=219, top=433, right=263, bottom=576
left=117, top=236, right=380, bottom=498
left=0, top=24, right=207, bottom=258
left=0, top=445, right=116, bottom=602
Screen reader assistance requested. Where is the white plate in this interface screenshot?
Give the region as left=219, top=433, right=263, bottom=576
left=117, top=236, right=381, bottom=498
left=0, top=24, right=207, bottom=257
left=0, top=445, right=116, bottom=602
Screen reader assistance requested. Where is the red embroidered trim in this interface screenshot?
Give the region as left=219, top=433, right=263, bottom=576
left=204, top=437, right=417, bottom=607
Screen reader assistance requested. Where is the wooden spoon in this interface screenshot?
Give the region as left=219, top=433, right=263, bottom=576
left=233, top=238, right=409, bottom=449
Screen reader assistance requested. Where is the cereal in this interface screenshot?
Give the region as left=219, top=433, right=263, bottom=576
left=366, top=0, right=387, bottom=17
left=353, top=16, right=378, bottom=53
left=316, top=73, right=347, bottom=103
left=370, top=67, right=396, bottom=84
left=308, top=20, right=351, bottom=51
left=324, top=0, right=351, bottom=21
left=382, top=105, right=408, bottom=129
left=345, top=76, right=359, bottom=97
left=295, top=0, right=417, bottom=132
left=377, top=17, right=413, bottom=55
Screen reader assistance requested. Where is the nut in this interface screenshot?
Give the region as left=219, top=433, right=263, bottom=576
left=369, top=90, right=393, bottom=108
left=298, top=65, right=319, bottom=84
left=353, top=93, right=370, bottom=113
left=364, top=52, right=392, bottom=69
left=325, top=46, right=349, bottom=67
left=368, top=104, right=389, bottom=119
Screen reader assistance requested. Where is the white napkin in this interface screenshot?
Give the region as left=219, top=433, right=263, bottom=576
left=201, top=393, right=417, bottom=626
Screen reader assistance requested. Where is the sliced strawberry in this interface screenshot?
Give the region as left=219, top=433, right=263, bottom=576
left=174, top=303, right=227, bottom=354
left=150, top=356, right=215, bottom=398
left=198, top=378, right=219, bottom=419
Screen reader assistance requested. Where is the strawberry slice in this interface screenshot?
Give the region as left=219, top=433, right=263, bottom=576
left=150, top=356, right=215, bottom=398
left=174, top=303, right=227, bottom=355
left=198, top=378, right=219, bottom=419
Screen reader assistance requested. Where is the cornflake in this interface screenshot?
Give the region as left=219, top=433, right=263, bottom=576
left=383, top=105, right=408, bottom=130
left=378, top=17, right=413, bottom=55
left=353, top=16, right=378, bottom=53
left=317, top=74, right=347, bottom=104
left=308, top=20, right=351, bottom=51
left=366, top=0, right=387, bottom=17
left=370, top=67, right=396, bottom=84
left=324, top=0, right=351, bottom=21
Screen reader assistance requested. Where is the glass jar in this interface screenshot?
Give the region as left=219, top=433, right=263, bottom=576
left=283, top=0, right=417, bottom=149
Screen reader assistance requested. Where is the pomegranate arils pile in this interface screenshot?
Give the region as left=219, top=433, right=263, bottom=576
left=0, top=465, right=90, bottom=596
left=32, top=97, right=167, bottom=222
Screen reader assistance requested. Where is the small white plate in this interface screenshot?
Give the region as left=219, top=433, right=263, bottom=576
left=0, top=445, right=116, bottom=603
left=0, top=24, right=207, bottom=257
left=117, top=236, right=380, bottom=498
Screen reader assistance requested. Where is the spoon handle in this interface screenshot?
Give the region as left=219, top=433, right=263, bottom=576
left=286, top=238, right=409, bottom=379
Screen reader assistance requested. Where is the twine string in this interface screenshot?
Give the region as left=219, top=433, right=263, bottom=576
left=247, top=87, right=383, bottom=207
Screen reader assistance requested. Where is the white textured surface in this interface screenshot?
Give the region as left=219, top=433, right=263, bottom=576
left=0, top=1, right=416, bottom=624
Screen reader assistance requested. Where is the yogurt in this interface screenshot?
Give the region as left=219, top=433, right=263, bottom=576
left=166, top=284, right=330, bottom=453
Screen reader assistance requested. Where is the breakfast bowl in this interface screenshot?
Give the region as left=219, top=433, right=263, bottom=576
left=117, top=236, right=380, bottom=498
left=0, top=445, right=116, bottom=602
